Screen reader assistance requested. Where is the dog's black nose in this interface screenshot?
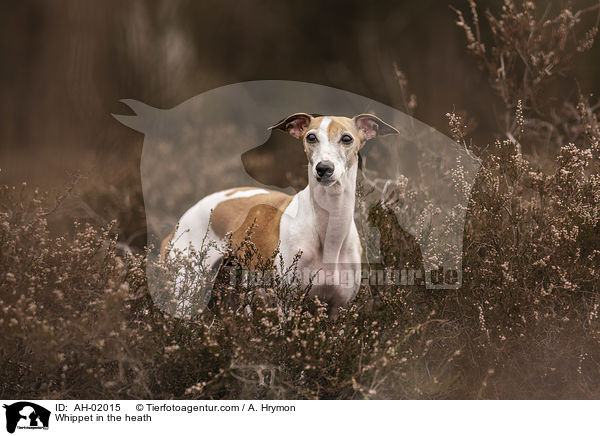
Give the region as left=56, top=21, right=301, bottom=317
left=316, top=161, right=334, bottom=178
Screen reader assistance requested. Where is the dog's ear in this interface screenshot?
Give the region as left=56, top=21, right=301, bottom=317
left=269, top=113, right=313, bottom=139
left=353, top=114, right=399, bottom=141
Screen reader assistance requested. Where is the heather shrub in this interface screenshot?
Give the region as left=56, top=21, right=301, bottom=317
left=0, top=185, right=443, bottom=399
left=2, top=0, right=600, bottom=399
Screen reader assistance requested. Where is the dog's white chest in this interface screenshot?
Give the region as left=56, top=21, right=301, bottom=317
left=278, top=191, right=362, bottom=306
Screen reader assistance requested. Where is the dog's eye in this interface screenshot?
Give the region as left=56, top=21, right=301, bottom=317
left=341, top=134, right=353, bottom=144
left=306, top=133, right=318, bottom=143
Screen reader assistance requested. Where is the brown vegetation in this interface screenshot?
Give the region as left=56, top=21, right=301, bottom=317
left=2, top=0, right=600, bottom=399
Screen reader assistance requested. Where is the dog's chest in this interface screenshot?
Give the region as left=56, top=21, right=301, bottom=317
left=278, top=215, right=361, bottom=273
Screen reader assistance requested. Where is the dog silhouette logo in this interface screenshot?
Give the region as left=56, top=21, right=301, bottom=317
left=114, top=80, right=481, bottom=317
left=3, top=402, right=50, bottom=433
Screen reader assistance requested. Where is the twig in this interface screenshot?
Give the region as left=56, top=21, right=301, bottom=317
left=41, top=171, right=84, bottom=217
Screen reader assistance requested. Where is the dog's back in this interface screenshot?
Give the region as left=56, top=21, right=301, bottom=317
left=161, top=187, right=292, bottom=267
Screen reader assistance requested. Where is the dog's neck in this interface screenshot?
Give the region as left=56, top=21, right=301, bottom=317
left=305, top=160, right=357, bottom=265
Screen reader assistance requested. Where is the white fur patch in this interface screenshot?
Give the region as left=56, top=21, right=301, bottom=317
left=317, top=117, right=332, bottom=142
left=282, top=193, right=299, bottom=218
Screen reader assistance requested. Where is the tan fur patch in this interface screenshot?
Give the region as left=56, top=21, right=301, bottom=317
left=224, top=187, right=259, bottom=197
left=211, top=189, right=293, bottom=263
left=302, top=116, right=364, bottom=166
left=160, top=230, right=175, bottom=260
left=306, top=116, right=363, bottom=141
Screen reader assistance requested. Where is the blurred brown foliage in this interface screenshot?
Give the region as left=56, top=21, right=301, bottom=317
left=2, top=0, right=600, bottom=399
left=1, top=1, right=597, bottom=185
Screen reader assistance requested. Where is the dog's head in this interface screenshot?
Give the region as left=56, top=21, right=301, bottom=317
left=270, top=113, right=398, bottom=188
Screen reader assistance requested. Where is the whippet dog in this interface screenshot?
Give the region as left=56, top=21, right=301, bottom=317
left=162, top=113, right=399, bottom=315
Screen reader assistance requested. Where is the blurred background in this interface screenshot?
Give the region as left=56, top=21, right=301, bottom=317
left=1, top=0, right=599, bottom=237
left=2, top=0, right=600, bottom=401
